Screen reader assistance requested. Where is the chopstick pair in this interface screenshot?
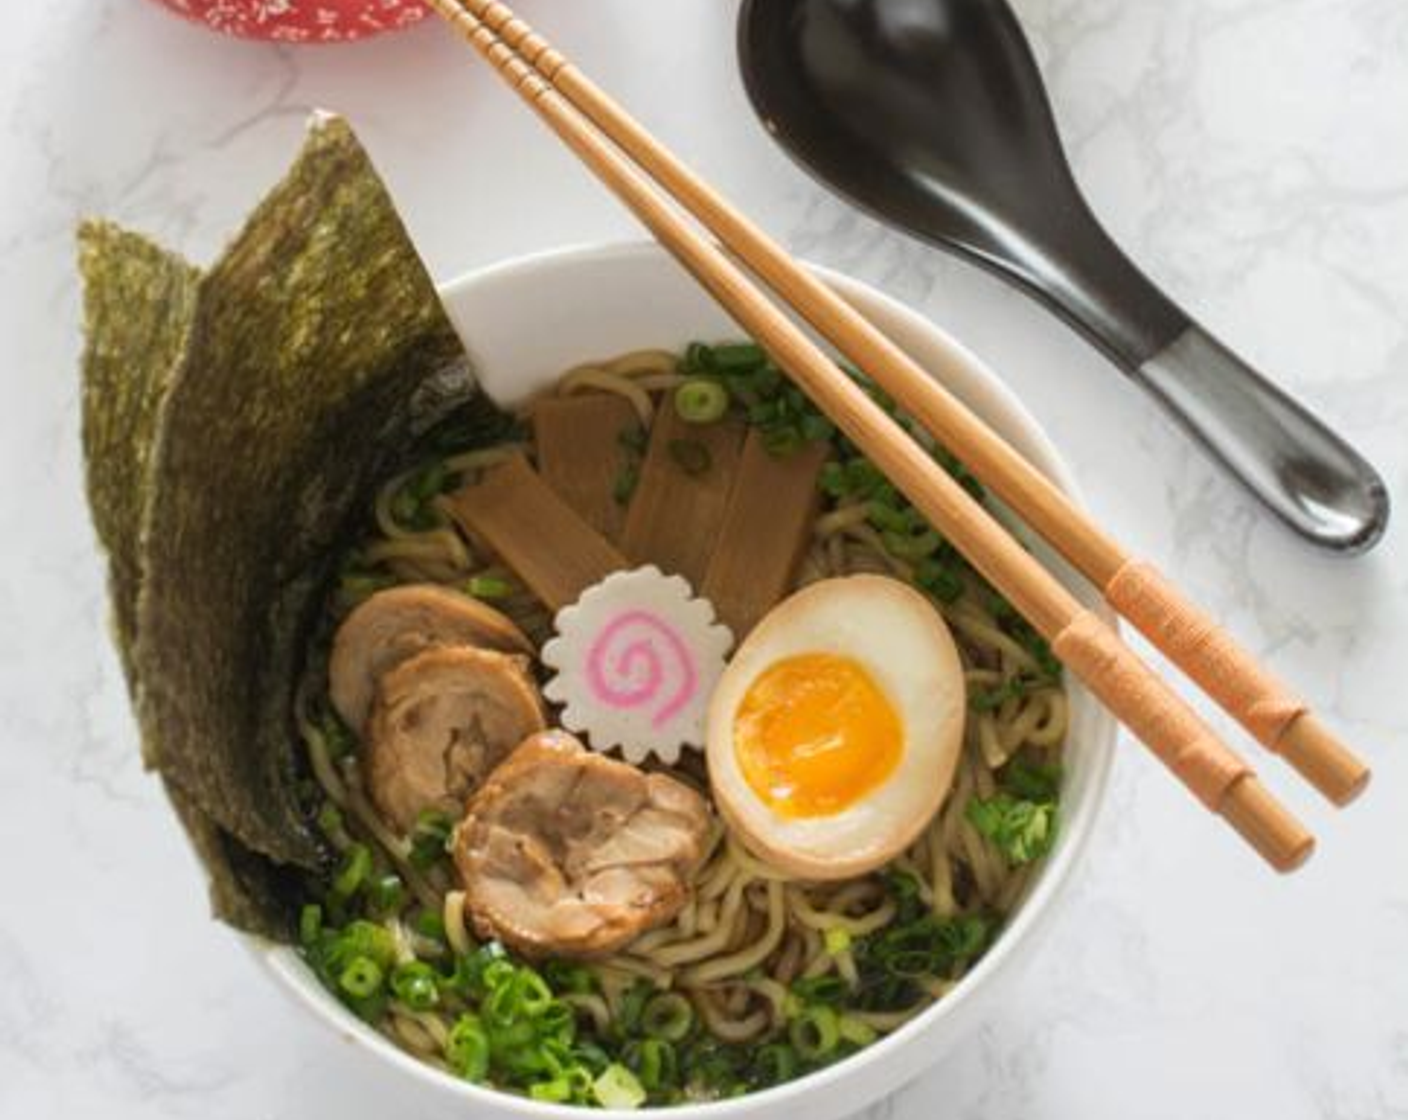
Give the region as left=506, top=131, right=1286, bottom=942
left=424, top=0, right=1369, bottom=870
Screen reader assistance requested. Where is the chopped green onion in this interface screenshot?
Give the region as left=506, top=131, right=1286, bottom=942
left=624, top=1038, right=677, bottom=1093
left=315, top=802, right=350, bottom=848
left=936, top=447, right=986, bottom=500
left=412, top=909, right=447, bottom=944
left=865, top=501, right=911, bottom=533
left=565, top=1063, right=597, bottom=1095
left=465, top=575, right=514, bottom=600
left=483, top=964, right=553, bottom=1027
left=970, top=683, right=1016, bottom=712
left=886, top=867, right=923, bottom=899
left=593, top=1063, right=647, bottom=1109
left=338, top=955, right=384, bottom=999
left=708, top=342, right=767, bottom=373
left=517, top=968, right=554, bottom=1016
left=882, top=868, right=925, bottom=924
left=389, top=488, right=421, bottom=527
left=751, top=1042, right=798, bottom=1086
left=788, top=1004, right=841, bottom=1060
left=409, top=809, right=454, bottom=869
left=613, top=459, right=640, bottom=505
left=412, top=461, right=448, bottom=499
left=390, top=462, right=448, bottom=531
left=529, top=1076, right=576, bottom=1103
left=747, top=399, right=779, bottom=426
left=641, top=991, right=694, bottom=1043
left=823, top=927, right=852, bottom=956
left=319, top=712, right=356, bottom=760
left=681, top=1038, right=748, bottom=1098
left=332, top=842, right=372, bottom=899
left=427, top=407, right=522, bottom=455
left=762, top=426, right=804, bottom=457
left=446, top=1014, right=491, bottom=1082
left=481, top=956, right=517, bottom=994
left=883, top=947, right=934, bottom=978
left=970, top=671, right=1059, bottom=713
left=917, top=558, right=965, bottom=604
left=752, top=364, right=783, bottom=394
left=723, top=371, right=760, bottom=406
left=800, top=413, right=835, bottom=443
left=573, top=1039, right=612, bottom=1076
left=342, top=920, right=397, bottom=967
left=680, top=341, right=716, bottom=374
left=366, top=873, right=406, bottom=917
left=1000, top=758, right=1063, bottom=801
left=488, top=1018, right=536, bottom=1058
left=837, top=1014, right=877, bottom=1047
left=338, top=571, right=395, bottom=605
left=298, top=903, right=322, bottom=947
left=791, top=973, right=848, bottom=1005
left=993, top=602, right=1062, bottom=679
left=536, top=1000, right=577, bottom=1046
left=481, top=970, right=518, bottom=1023
left=390, top=961, right=440, bottom=1011
left=617, top=424, right=648, bottom=453
left=309, top=919, right=397, bottom=981
left=856, top=912, right=992, bottom=985
left=616, top=980, right=654, bottom=1036
left=667, top=438, right=712, bottom=475
left=674, top=379, right=729, bottom=425
left=881, top=529, right=942, bottom=560
left=966, top=794, right=1058, bottom=865
left=843, top=458, right=885, bottom=496
left=542, top=960, right=597, bottom=995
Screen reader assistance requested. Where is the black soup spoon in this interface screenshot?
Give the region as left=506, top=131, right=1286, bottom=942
left=738, top=0, right=1389, bottom=553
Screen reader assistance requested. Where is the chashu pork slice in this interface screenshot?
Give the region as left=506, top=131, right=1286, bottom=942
left=329, top=584, right=534, bottom=733
left=453, top=731, right=711, bottom=958
left=364, top=646, right=546, bottom=834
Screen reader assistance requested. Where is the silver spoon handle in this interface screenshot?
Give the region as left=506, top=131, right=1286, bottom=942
left=1013, top=207, right=1389, bottom=553
left=1136, top=326, right=1388, bottom=553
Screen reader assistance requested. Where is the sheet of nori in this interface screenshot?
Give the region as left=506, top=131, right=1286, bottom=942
left=78, top=224, right=300, bottom=936
left=135, top=113, right=474, bottom=871
left=78, top=222, right=199, bottom=704
left=163, top=781, right=308, bottom=938
left=79, top=114, right=500, bottom=935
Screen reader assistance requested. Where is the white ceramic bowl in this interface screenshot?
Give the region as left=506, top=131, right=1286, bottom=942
left=253, top=242, right=1116, bottom=1120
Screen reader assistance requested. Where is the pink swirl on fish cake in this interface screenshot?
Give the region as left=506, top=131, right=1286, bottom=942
left=585, top=610, right=698, bottom=730
left=542, top=565, right=734, bottom=764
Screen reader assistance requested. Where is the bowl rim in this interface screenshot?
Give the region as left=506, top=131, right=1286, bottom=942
left=247, top=239, right=1116, bottom=1119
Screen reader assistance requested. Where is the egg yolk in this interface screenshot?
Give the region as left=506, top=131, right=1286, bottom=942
left=733, top=653, right=903, bottom=818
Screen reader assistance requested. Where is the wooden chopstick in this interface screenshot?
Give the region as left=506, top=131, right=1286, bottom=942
left=424, top=0, right=1314, bottom=871
left=434, top=0, right=1369, bottom=809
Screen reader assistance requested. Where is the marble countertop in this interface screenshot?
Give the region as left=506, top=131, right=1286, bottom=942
left=2, top=1, right=1405, bottom=1117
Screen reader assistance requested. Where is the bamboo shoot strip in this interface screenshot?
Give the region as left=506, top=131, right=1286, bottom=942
left=446, top=454, right=626, bottom=612
left=702, top=432, right=828, bottom=637
left=531, top=393, right=639, bottom=542
left=620, top=407, right=746, bottom=588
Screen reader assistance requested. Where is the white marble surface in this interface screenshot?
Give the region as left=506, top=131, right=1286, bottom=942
left=1, top=1, right=1405, bottom=1117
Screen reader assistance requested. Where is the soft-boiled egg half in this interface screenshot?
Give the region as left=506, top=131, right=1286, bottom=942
left=706, top=574, right=966, bottom=880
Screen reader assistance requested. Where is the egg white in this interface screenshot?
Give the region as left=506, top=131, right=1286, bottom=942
left=706, top=574, right=966, bottom=880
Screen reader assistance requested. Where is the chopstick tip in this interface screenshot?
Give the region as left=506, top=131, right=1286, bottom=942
left=1280, top=712, right=1371, bottom=808
left=1220, top=774, right=1315, bottom=874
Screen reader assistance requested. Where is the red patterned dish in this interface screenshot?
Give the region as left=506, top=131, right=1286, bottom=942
left=149, top=0, right=430, bottom=43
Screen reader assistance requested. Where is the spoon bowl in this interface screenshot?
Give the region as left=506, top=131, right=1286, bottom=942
left=739, top=0, right=1389, bottom=552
